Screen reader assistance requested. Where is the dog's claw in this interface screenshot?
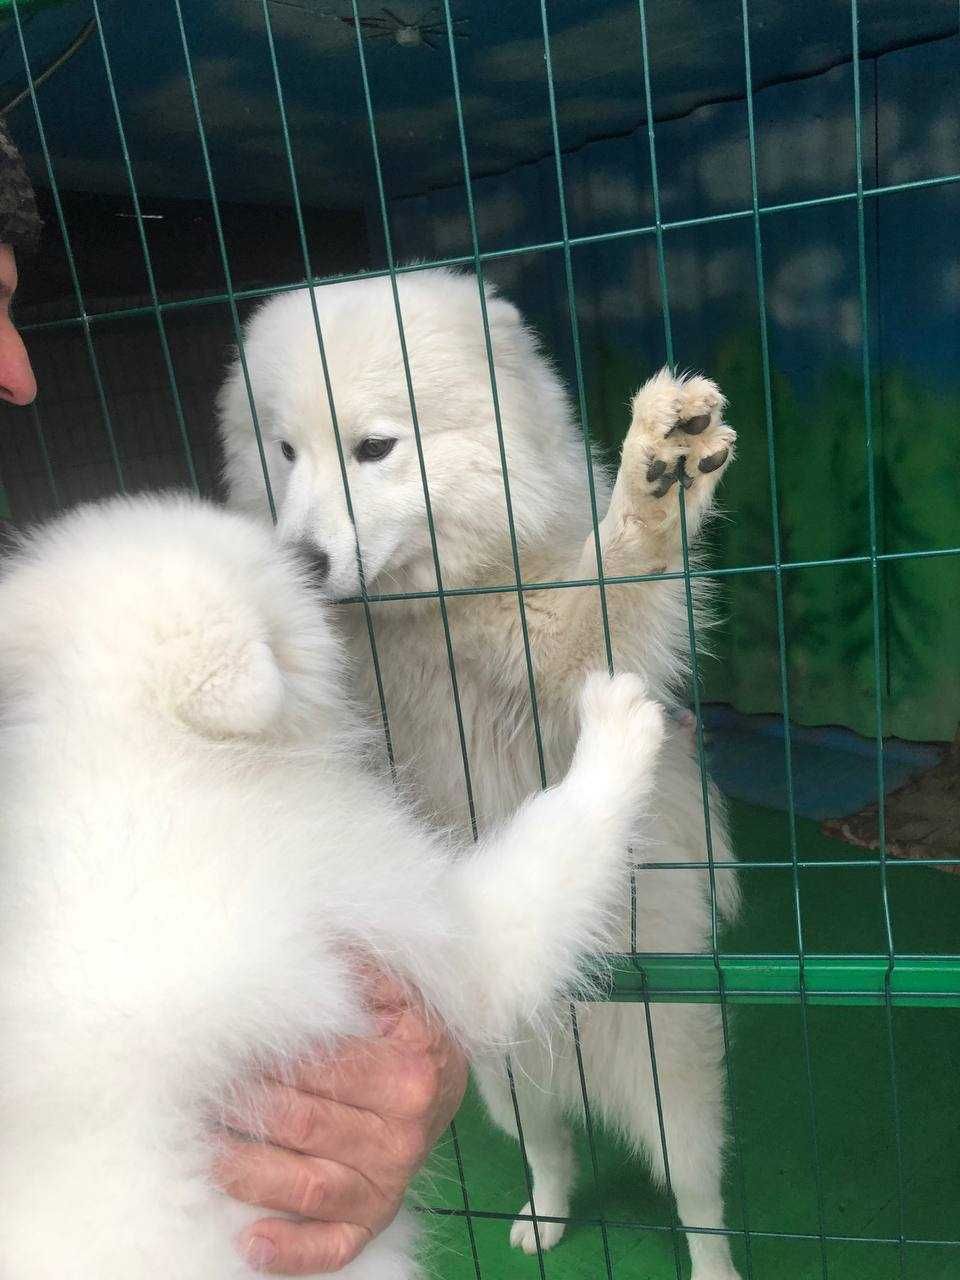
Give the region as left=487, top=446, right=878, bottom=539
left=698, top=447, right=729, bottom=474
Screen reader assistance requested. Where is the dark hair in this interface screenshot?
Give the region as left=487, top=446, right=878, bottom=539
left=0, top=118, right=41, bottom=260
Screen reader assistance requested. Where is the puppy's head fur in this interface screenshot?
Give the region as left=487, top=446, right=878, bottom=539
left=0, top=493, right=347, bottom=741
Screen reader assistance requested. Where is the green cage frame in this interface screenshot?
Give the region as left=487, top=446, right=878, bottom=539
left=8, top=0, right=960, bottom=1273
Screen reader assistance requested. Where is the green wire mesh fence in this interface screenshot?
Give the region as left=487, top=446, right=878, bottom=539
left=3, top=0, right=960, bottom=1274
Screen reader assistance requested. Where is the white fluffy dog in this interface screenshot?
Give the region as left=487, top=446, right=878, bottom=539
left=0, top=493, right=666, bottom=1280
left=219, top=268, right=742, bottom=1280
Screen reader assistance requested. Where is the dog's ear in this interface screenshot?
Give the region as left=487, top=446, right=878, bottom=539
left=172, top=628, right=285, bottom=739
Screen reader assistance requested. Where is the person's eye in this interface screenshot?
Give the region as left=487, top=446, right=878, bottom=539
left=279, top=441, right=296, bottom=462
left=355, top=437, right=397, bottom=463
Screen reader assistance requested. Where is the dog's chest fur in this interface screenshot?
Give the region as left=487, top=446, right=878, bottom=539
left=341, top=593, right=573, bottom=832
left=338, top=577, right=737, bottom=947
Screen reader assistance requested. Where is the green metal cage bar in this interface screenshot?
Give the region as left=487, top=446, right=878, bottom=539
left=257, top=0, right=399, bottom=774
left=27, top=400, right=59, bottom=508
left=420, top=1202, right=960, bottom=1250
left=639, top=976, right=686, bottom=1279
left=632, top=853, right=960, bottom=870
left=537, top=4, right=643, bottom=1272
left=11, top=0, right=125, bottom=493
left=634, top=4, right=757, bottom=1272
left=737, top=0, right=828, bottom=1270
left=349, top=0, right=482, bottom=837
left=330, top=541, right=960, bottom=606
left=17, top=169, right=960, bottom=337
left=569, top=1003, right=618, bottom=1280
left=604, top=953, right=960, bottom=1007
left=503, top=1053, right=549, bottom=1278
left=440, top=0, right=549, bottom=792
left=169, top=0, right=276, bottom=521
left=540, top=0, right=615, bottom=677
left=446, top=1117, right=483, bottom=1280
left=631, top=7, right=733, bottom=1276
left=89, top=0, right=198, bottom=495
left=849, top=3, right=908, bottom=1271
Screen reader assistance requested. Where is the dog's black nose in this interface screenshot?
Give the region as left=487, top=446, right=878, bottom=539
left=299, top=546, right=331, bottom=584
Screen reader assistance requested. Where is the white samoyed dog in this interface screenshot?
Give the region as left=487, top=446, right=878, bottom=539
left=218, top=268, right=742, bottom=1280
left=0, top=493, right=666, bottom=1280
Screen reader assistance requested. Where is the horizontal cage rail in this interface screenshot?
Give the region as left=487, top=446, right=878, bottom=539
left=17, top=168, right=960, bottom=337
left=601, top=954, right=960, bottom=1007
left=416, top=1202, right=960, bottom=1249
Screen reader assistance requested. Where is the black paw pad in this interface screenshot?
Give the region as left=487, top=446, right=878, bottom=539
left=675, top=455, right=694, bottom=490
left=679, top=412, right=711, bottom=435
left=651, top=457, right=696, bottom=497
left=646, top=458, right=668, bottom=482
left=698, top=446, right=729, bottom=474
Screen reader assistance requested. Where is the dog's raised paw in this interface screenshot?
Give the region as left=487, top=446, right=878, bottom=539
left=622, top=368, right=736, bottom=518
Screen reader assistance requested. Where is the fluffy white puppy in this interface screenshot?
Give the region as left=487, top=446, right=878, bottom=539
left=219, top=268, right=741, bottom=1279
left=0, top=492, right=664, bottom=1280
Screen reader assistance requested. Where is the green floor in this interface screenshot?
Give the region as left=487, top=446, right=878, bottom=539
left=416, top=801, right=960, bottom=1280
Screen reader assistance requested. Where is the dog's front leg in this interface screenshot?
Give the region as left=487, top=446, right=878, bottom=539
left=440, top=672, right=664, bottom=1045
left=509, top=369, right=736, bottom=702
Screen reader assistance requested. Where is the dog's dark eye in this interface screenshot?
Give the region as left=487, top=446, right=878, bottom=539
left=355, top=437, right=397, bottom=463
left=279, top=441, right=296, bottom=462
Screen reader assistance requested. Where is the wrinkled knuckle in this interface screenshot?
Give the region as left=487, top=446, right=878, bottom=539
left=399, top=1057, right=442, bottom=1120
left=393, top=1123, right=430, bottom=1172
left=291, top=1166, right=327, bottom=1218
left=288, top=1098, right=323, bottom=1152
left=328, top=1226, right=367, bottom=1271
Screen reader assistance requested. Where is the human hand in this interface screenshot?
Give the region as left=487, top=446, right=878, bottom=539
left=215, top=973, right=469, bottom=1275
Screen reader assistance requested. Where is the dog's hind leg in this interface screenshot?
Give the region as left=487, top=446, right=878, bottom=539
left=608, top=1003, right=741, bottom=1280
left=473, top=1056, right=575, bottom=1254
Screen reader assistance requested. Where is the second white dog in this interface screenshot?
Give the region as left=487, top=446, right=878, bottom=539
left=219, top=268, right=742, bottom=1280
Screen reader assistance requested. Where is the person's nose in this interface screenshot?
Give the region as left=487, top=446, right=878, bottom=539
left=0, top=314, right=37, bottom=405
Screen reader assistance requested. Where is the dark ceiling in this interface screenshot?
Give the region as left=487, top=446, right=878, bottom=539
left=2, top=0, right=956, bottom=210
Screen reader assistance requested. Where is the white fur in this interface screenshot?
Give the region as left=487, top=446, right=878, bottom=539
left=0, top=493, right=667, bottom=1279
left=219, top=269, right=744, bottom=1280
